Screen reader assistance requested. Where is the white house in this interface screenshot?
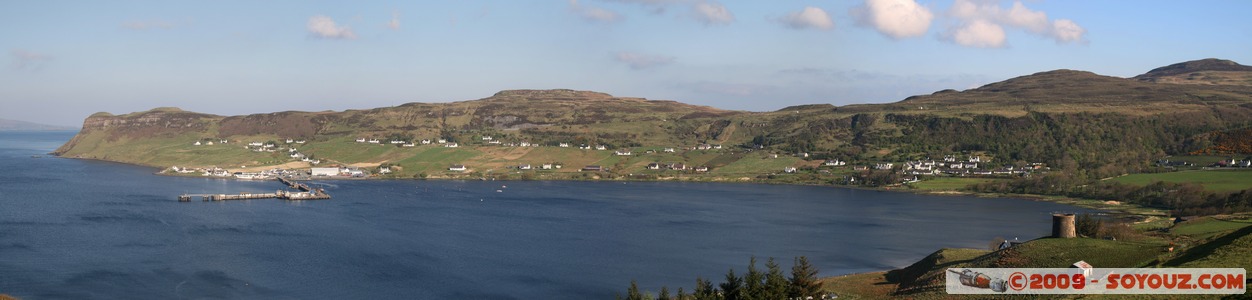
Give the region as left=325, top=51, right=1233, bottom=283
left=713, top=145, right=723, bottom=149
left=311, top=167, right=339, bottom=176
left=368, top=139, right=381, bottom=144
left=356, top=138, right=367, bottom=143
left=519, top=164, right=532, bottom=170
left=193, top=141, right=202, bottom=146
left=248, top=142, right=264, bottom=147
left=482, top=136, right=493, bottom=141
left=437, top=138, right=447, bottom=144
left=205, top=141, right=214, bottom=145
left=875, top=163, right=894, bottom=170
left=647, top=163, right=661, bottom=170
left=285, top=139, right=294, bottom=143
left=663, top=148, right=676, bottom=153
left=421, top=139, right=432, bottom=145
left=295, top=140, right=306, bottom=144
left=378, top=166, right=392, bottom=174
left=784, top=167, right=797, bottom=173
left=445, top=142, right=459, bottom=148
left=520, top=141, right=532, bottom=147
left=823, top=160, right=846, bottom=166
left=595, top=145, right=607, bottom=151
left=403, top=143, right=416, bottom=147
left=390, top=140, right=405, bottom=144
left=559, top=143, right=570, bottom=148
left=541, top=163, right=554, bottom=170
left=696, top=144, right=712, bottom=150
left=615, top=149, right=632, bottom=156
left=449, top=164, right=467, bottom=171
left=579, top=144, right=591, bottom=150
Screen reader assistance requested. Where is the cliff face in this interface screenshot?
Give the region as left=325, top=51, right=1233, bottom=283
left=55, top=109, right=220, bottom=155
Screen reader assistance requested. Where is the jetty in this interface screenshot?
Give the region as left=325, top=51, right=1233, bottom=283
left=179, top=177, right=331, bottom=202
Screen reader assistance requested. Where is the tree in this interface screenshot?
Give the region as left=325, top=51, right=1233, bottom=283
left=721, top=268, right=743, bottom=300
left=676, top=287, right=687, bottom=300
left=788, top=256, right=821, bottom=298
left=629, top=279, right=644, bottom=300
left=695, top=277, right=716, bottom=300
left=764, top=257, right=788, bottom=300
left=742, top=256, right=764, bottom=300
left=658, top=286, right=671, bottom=300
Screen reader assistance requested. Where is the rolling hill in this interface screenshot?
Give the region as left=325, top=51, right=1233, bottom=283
left=53, top=59, right=1252, bottom=180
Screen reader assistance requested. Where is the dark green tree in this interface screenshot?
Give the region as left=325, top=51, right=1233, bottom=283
left=629, top=279, right=644, bottom=300
left=658, top=286, right=671, bottom=300
left=764, top=257, right=789, bottom=299
left=695, top=277, right=716, bottom=300
left=676, top=287, right=687, bottom=300
left=721, top=268, right=743, bottom=300
left=742, top=256, right=764, bottom=300
left=788, top=256, right=821, bottom=298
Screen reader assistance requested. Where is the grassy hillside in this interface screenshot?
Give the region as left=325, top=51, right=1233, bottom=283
left=820, top=214, right=1252, bottom=299
left=1112, top=170, right=1252, bottom=192
left=53, top=60, right=1252, bottom=185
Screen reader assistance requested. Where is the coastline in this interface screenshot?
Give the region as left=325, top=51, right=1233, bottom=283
left=73, top=153, right=1164, bottom=218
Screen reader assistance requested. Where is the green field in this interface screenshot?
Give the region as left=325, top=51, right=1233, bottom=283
left=1112, top=170, right=1252, bottom=192
left=907, top=177, right=1007, bottom=191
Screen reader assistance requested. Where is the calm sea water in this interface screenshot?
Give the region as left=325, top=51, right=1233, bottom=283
left=0, top=131, right=1091, bottom=299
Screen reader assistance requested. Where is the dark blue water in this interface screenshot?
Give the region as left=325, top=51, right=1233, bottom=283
left=0, top=131, right=1091, bottom=299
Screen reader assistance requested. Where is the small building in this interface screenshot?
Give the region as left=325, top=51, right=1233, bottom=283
left=448, top=164, right=467, bottom=172
left=378, top=166, right=392, bottom=174
left=784, top=167, right=797, bottom=173
left=615, top=149, right=632, bottom=156
left=356, top=138, right=367, bottom=143
left=437, top=138, right=447, bottom=144
left=663, top=148, right=675, bottom=153
left=421, top=139, right=432, bottom=144
left=390, top=140, right=405, bottom=144
left=295, top=140, right=306, bottom=144
left=823, top=160, right=846, bottom=166
left=874, top=163, right=894, bottom=170
left=541, top=163, right=555, bottom=170
left=311, top=167, right=340, bottom=177
left=368, top=139, right=380, bottom=144
left=579, top=144, right=591, bottom=150
left=696, top=144, right=712, bottom=150
left=286, top=139, right=294, bottom=143
left=520, top=141, right=532, bottom=147
left=559, top=143, right=570, bottom=148
left=595, top=145, right=607, bottom=151
left=713, top=145, right=723, bottom=149
left=193, top=141, right=202, bottom=146
left=646, top=163, right=661, bottom=170
left=695, top=166, right=709, bottom=172
left=445, top=142, right=459, bottom=148
left=519, top=164, right=532, bottom=170
left=581, top=165, right=603, bottom=172
left=402, top=143, right=416, bottom=147
left=670, top=163, right=686, bottom=171
left=482, top=136, right=493, bottom=141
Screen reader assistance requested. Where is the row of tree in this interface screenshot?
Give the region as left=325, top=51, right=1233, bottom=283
left=620, top=256, right=824, bottom=300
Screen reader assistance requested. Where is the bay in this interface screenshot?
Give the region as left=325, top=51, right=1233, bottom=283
left=0, top=131, right=1091, bottom=299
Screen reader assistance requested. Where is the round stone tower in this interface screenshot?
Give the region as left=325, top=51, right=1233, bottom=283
left=1052, top=213, right=1076, bottom=238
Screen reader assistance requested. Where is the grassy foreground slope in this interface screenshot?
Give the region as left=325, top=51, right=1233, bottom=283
left=821, top=214, right=1252, bottom=299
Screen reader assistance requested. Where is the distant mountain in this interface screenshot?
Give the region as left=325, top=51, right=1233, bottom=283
left=0, top=118, right=75, bottom=131
left=1133, top=58, right=1252, bottom=86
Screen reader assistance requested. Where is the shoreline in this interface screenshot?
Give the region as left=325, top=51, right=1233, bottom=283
left=80, top=153, right=1163, bottom=217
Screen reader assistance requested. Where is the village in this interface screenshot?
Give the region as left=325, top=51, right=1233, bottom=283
left=167, top=134, right=1057, bottom=188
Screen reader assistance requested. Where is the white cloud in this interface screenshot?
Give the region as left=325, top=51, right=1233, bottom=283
left=779, top=7, right=834, bottom=31
left=692, top=1, right=734, bottom=25
left=851, top=0, right=934, bottom=39
left=386, top=11, right=400, bottom=30
left=307, top=15, right=356, bottom=39
left=614, top=51, right=675, bottom=70
left=10, top=49, right=53, bottom=70
left=569, top=0, right=623, bottom=23
left=944, top=19, right=1006, bottom=48
left=945, top=0, right=1086, bottom=47
left=1052, top=19, right=1086, bottom=43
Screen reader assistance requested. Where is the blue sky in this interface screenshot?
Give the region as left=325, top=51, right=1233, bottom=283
left=3, top=0, right=1250, bottom=126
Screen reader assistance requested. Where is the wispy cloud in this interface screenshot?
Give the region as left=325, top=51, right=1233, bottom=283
left=10, top=49, right=53, bottom=70
left=569, top=0, right=623, bottom=23
left=851, top=0, right=934, bottom=39
left=614, top=51, right=675, bottom=70
left=779, top=7, right=834, bottom=31
left=692, top=1, right=734, bottom=25
left=386, top=11, right=400, bottom=30
left=942, top=0, right=1087, bottom=48
left=307, top=15, right=356, bottom=39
